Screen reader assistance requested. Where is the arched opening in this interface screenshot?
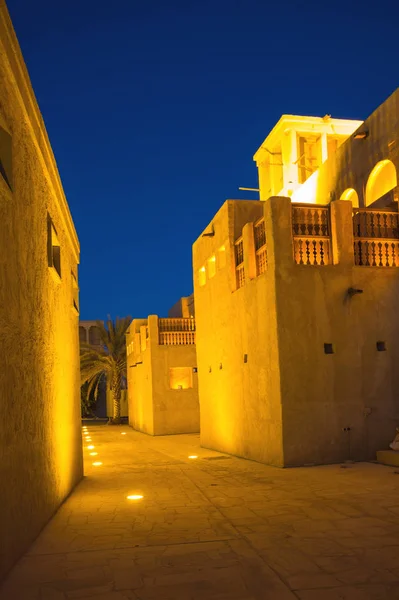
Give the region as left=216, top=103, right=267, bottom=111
left=365, top=160, right=397, bottom=208
left=79, top=326, right=87, bottom=344
left=89, top=326, right=102, bottom=346
left=340, top=188, right=359, bottom=208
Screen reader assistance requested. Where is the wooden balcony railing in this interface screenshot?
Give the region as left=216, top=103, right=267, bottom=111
left=353, top=209, right=399, bottom=267
left=158, top=318, right=196, bottom=345
left=292, top=204, right=331, bottom=265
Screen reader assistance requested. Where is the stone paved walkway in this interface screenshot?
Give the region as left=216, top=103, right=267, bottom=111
left=2, top=425, right=399, bottom=599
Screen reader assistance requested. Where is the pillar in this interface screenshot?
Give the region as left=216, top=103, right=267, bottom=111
left=330, top=199, right=354, bottom=266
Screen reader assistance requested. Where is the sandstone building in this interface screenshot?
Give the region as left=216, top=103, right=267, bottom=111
left=193, top=89, right=399, bottom=467
left=126, top=298, right=199, bottom=435
left=0, top=1, right=82, bottom=579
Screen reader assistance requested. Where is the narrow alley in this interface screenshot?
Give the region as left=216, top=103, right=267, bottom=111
left=2, top=425, right=399, bottom=600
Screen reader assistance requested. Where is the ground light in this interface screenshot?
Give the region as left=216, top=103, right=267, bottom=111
left=87, top=445, right=95, bottom=450
left=121, top=432, right=126, bottom=435
left=92, top=462, right=102, bottom=466
left=188, top=455, right=198, bottom=459
left=127, top=495, right=143, bottom=500
left=90, top=452, right=98, bottom=456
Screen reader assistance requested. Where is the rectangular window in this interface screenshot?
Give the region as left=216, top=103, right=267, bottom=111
left=198, top=266, right=206, bottom=287
left=169, top=367, right=193, bottom=390
left=47, top=215, right=61, bottom=278
left=235, top=237, right=245, bottom=289
left=71, top=270, right=79, bottom=314
left=297, top=135, right=321, bottom=184
left=208, top=255, right=216, bottom=278
left=218, top=246, right=226, bottom=269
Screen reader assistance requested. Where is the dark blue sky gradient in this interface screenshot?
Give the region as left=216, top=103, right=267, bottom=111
left=7, top=0, right=399, bottom=319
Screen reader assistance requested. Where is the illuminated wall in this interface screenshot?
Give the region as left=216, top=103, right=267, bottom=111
left=254, top=115, right=362, bottom=202
left=193, top=197, right=399, bottom=467
left=286, top=89, right=399, bottom=208
left=0, top=2, right=82, bottom=580
left=126, top=311, right=199, bottom=435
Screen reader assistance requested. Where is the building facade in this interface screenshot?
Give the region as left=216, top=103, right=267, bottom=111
left=0, top=1, right=82, bottom=580
left=126, top=301, right=199, bottom=435
left=193, top=90, right=399, bottom=467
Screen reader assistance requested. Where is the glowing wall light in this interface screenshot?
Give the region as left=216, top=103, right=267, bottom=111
left=121, top=432, right=126, bottom=435
left=127, top=495, right=143, bottom=500
left=188, top=455, right=198, bottom=459
left=92, top=462, right=102, bottom=466
left=87, top=445, right=95, bottom=450
left=89, top=452, right=98, bottom=456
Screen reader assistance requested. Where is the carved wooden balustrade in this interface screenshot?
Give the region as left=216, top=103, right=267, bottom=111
left=353, top=209, right=399, bottom=267
left=234, top=237, right=245, bottom=288
left=254, top=217, right=267, bottom=275
left=292, top=204, right=331, bottom=266
left=158, top=318, right=196, bottom=345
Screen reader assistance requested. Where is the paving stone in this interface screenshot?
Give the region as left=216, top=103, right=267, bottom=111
left=2, top=426, right=399, bottom=599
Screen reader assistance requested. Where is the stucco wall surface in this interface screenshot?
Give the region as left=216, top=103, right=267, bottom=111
left=0, top=2, right=82, bottom=580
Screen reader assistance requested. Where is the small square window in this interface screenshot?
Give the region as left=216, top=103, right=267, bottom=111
left=47, top=215, right=61, bottom=278
left=376, top=341, right=386, bottom=352
left=169, top=367, right=193, bottom=390
left=324, top=343, right=334, bottom=354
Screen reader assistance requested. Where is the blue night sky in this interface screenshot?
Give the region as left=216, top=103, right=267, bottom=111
left=7, top=0, right=399, bottom=320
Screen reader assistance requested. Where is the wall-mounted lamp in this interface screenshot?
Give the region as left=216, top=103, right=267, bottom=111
left=353, top=130, right=369, bottom=140
left=243, top=354, right=248, bottom=363
left=193, top=367, right=198, bottom=373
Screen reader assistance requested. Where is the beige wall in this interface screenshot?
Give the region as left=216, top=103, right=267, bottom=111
left=193, top=200, right=284, bottom=466
left=193, top=197, right=399, bottom=467
left=0, top=1, right=82, bottom=580
left=168, top=294, right=195, bottom=318
left=126, top=316, right=199, bottom=435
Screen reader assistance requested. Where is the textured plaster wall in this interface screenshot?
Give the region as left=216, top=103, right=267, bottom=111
left=276, top=198, right=399, bottom=466
left=193, top=200, right=285, bottom=466
left=126, top=317, right=199, bottom=435
left=194, top=196, right=399, bottom=467
left=0, top=2, right=82, bottom=580
left=151, top=345, right=199, bottom=435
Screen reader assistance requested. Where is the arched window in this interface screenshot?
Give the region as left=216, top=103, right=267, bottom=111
left=365, top=160, right=397, bottom=207
left=79, top=326, right=87, bottom=344
left=89, top=326, right=102, bottom=346
left=340, top=188, right=359, bottom=208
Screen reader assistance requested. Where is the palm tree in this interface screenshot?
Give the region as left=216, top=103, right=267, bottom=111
left=80, top=316, right=131, bottom=423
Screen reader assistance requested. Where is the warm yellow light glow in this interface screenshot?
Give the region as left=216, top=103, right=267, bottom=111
left=340, top=188, right=359, bottom=208
left=121, top=432, right=126, bottom=435
left=169, top=366, right=193, bottom=390
left=218, top=246, right=226, bottom=269
left=188, top=455, right=198, bottom=459
left=198, top=266, right=206, bottom=287
left=208, top=255, right=216, bottom=278
left=127, top=494, right=143, bottom=500
left=89, top=452, right=98, bottom=456
left=366, top=159, right=397, bottom=207
left=92, top=461, right=102, bottom=466
left=87, top=445, right=95, bottom=449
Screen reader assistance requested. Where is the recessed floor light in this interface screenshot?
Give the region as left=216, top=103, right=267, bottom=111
left=127, top=495, right=143, bottom=500
left=87, top=445, right=95, bottom=450
left=188, top=455, right=198, bottom=459
left=92, top=462, right=102, bottom=466
left=121, top=432, right=126, bottom=435
left=89, top=452, right=98, bottom=456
